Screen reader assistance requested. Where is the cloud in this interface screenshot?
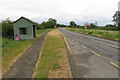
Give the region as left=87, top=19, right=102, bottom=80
left=0, top=0, right=119, bottom=26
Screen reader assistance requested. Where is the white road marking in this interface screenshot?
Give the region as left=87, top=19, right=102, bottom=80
left=92, top=39, right=119, bottom=49
left=99, top=41, right=118, bottom=49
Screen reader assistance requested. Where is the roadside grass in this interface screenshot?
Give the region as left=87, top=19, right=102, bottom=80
left=2, top=38, right=34, bottom=74
left=33, top=30, right=70, bottom=78
left=2, top=29, right=50, bottom=74
left=66, top=28, right=119, bottom=41
left=36, top=28, right=53, bottom=37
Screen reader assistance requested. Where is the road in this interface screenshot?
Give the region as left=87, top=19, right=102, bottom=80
left=58, top=28, right=119, bottom=78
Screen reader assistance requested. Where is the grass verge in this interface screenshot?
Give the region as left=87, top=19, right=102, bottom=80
left=2, top=39, right=34, bottom=74
left=36, top=28, right=53, bottom=37
left=33, top=30, right=70, bottom=78
left=2, top=29, right=50, bottom=74
left=66, top=28, right=119, bottom=41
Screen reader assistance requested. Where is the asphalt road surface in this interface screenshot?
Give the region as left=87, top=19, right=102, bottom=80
left=58, top=28, right=119, bottom=78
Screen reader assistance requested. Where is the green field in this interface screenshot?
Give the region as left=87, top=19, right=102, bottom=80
left=2, top=29, right=51, bottom=74
left=66, top=28, right=119, bottom=41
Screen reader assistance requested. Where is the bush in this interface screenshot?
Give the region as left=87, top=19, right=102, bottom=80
left=88, top=32, right=93, bottom=34
left=2, top=19, right=14, bottom=39
left=98, top=32, right=104, bottom=34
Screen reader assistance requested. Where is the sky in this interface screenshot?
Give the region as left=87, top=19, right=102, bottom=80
left=0, top=0, right=119, bottom=26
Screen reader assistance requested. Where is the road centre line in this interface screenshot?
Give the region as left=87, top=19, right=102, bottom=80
left=90, top=51, right=100, bottom=56
left=71, top=39, right=104, bottom=57
left=75, top=42, right=80, bottom=45
left=72, top=39, right=89, bottom=49
left=71, top=39, right=100, bottom=56
left=71, top=38, right=120, bottom=69
left=81, top=46, right=87, bottom=49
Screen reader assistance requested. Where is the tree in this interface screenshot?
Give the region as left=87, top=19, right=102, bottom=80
left=84, top=21, right=98, bottom=29
left=70, top=21, right=76, bottom=26
left=77, top=25, right=82, bottom=28
left=2, top=18, right=14, bottom=39
left=89, top=23, right=96, bottom=28
left=105, top=24, right=115, bottom=27
left=56, top=23, right=67, bottom=28
left=48, top=18, right=57, bottom=28
left=69, top=21, right=77, bottom=28
left=113, top=11, right=120, bottom=26
left=36, top=18, right=57, bottom=29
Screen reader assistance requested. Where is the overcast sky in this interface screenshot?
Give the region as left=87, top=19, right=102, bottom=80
left=0, top=0, right=119, bottom=26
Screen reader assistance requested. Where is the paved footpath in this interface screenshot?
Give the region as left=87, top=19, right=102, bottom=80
left=3, top=32, right=48, bottom=78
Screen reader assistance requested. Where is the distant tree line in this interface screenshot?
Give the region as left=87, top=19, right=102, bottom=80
left=36, top=18, right=57, bottom=29
left=1, top=12, right=119, bottom=39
